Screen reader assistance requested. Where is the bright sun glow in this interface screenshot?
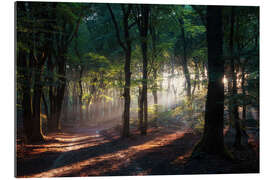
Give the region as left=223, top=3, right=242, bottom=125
left=223, top=77, right=228, bottom=84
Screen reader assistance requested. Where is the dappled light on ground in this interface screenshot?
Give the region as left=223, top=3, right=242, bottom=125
left=25, top=136, right=106, bottom=154
left=18, top=126, right=196, bottom=177
left=17, top=122, right=259, bottom=177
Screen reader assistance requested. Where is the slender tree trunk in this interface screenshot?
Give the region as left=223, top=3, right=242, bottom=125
left=182, top=60, right=192, bottom=98
left=241, top=67, right=246, bottom=123
left=86, top=99, right=90, bottom=122
left=179, top=18, right=191, bottom=99
left=138, top=86, right=143, bottom=131
left=193, top=6, right=225, bottom=155
left=63, top=85, right=70, bottom=123
left=138, top=5, right=150, bottom=135
left=122, top=45, right=131, bottom=137
left=150, top=19, right=158, bottom=110
left=122, top=25, right=131, bottom=138
left=229, top=7, right=242, bottom=148
left=192, top=62, right=200, bottom=95
left=31, top=44, right=48, bottom=142
left=153, top=90, right=158, bottom=105
left=41, top=90, right=49, bottom=134
left=228, top=76, right=234, bottom=130
left=48, top=87, right=57, bottom=132
left=18, top=46, right=32, bottom=142
left=55, top=58, right=67, bottom=130
left=73, top=82, right=77, bottom=122
left=31, top=63, right=45, bottom=142
left=47, top=53, right=58, bottom=132
left=107, top=4, right=132, bottom=138
left=78, top=70, right=83, bottom=124
left=152, top=69, right=158, bottom=105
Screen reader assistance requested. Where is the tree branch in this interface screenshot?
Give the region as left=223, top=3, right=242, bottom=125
left=107, top=4, right=127, bottom=51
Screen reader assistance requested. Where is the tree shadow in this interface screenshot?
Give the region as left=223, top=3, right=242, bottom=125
left=16, top=127, right=176, bottom=177
left=61, top=132, right=200, bottom=176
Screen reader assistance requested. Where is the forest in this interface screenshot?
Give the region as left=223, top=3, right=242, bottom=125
left=16, top=2, right=259, bottom=177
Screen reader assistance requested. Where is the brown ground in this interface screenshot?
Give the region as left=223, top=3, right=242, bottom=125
left=16, top=120, right=259, bottom=177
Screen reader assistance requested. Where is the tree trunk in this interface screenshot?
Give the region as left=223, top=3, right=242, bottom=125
left=241, top=66, right=246, bottom=123
left=54, top=57, right=67, bottom=131
left=229, top=7, right=242, bottom=148
left=78, top=70, right=84, bottom=124
left=47, top=53, right=58, bottom=133
left=138, top=86, right=143, bottom=131
left=122, top=17, right=132, bottom=138
left=18, top=45, right=32, bottom=142
left=107, top=4, right=132, bottom=138
left=41, top=90, right=49, bottom=134
left=73, top=82, right=77, bottom=122
left=193, top=6, right=225, bottom=155
left=182, top=60, right=192, bottom=98
left=31, top=62, right=45, bottom=142
left=179, top=18, right=191, bottom=99
left=150, top=18, right=158, bottom=112
left=192, top=62, right=200, bottom=95
left=139, top=5, right=150, bottom=135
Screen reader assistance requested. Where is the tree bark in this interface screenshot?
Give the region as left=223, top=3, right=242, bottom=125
left=138, top=87, right=143, bottom=131
left=192, top=60, right=200, bottom=95
left=18, top=43, right=32, bottom=142
left=193, top=6, right=225, bottom=155
left=179, top=18, right=191, bottom=99
left=228, top=7, right=242, bottom=148
left=107, top=4, right=133, bottom=138
left=78, top=68, right=84, bottom=124
left=31, top=61, right=45, bottom=142
left=135, top=4, right=150, bottom=135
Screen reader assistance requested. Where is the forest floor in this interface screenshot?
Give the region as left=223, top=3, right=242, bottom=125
left=16, top=111, right=259, bottom=177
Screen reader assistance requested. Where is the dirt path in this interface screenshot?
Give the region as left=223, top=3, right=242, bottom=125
left=16, top=121, right=259, bottom=177
left=16, top=122, right=195, bottom=177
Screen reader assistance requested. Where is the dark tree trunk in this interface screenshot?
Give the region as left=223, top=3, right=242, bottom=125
left=47, top=53, right=66, bottom=133
left=138, top=86, right=143, bottom=131
left=18, top=45, right=32, bottom=142
left=47, top=54, right=58, bottom=132
left=54, top=56, right=67, bottom=131
left=31, top=62, right=45, bottom=142
left=122, top=48, right=131, bottom=137
left=135, top=5, right=150, bottom=135
left=75, top=33, right=84, bottom=124
left=149, top=18, right=158, bottom=108
left=228, top=7, right=242, bottom=148
left=193, top=6, right=225, bottom=155
left=42, top=91, right=49, bottom=122
left=122, top=8, right=132, bottom=138
left=107, top=4, right=133, bottom=138
left=153, top=90, right=158, bottom=105
left=241, top=67, right=246, bottom=123
left=73, top=82, right=77, bottom=122
left=78, top=68, right=84, bottom=124
left=152, top=70, right=158, bottom=106
left=61, top=89, right=69, bottom=123
left=182, top=60, right=192, bottom=98
left=48, top=87, right=58, bottom=132
left=86, top=99, right=90, bottom=122
left=179, top=18, right=191, bottom=99
left=141, top=40, right=148, bottom=135
left=192, top=61, right=200, bottom=95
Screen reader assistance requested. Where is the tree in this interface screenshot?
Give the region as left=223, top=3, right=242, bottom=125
left=193, top=6, right=226, bottom=155
left=17, top=2, right=55, bottom=142
left=133, top=4, right=150, bottom=135
left=46, top=3, right=84, bottom=132
left=107, top=4, right=134, bottom=138
left=173, top=6, right=206, bottom=100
